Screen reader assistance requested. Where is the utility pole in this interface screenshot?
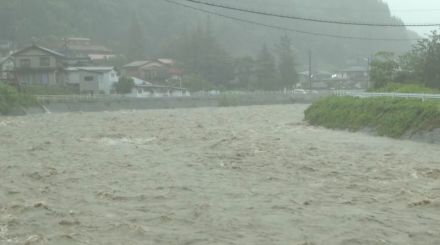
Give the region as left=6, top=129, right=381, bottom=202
left=365, top=54, right=372, bottom=90
left=308, top=49, right=312, bottom=90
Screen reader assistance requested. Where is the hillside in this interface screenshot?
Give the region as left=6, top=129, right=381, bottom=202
left=0, top=0, right=419, bottom=69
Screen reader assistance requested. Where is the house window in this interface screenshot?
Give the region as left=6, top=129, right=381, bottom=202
left=40, top=57, right=50, bottom=67
left=20, top=59, right=31, bottom=68
left=84, top=76, right=94, bottom=81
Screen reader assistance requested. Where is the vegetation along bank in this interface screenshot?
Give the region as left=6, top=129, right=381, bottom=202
left=304, top=96, right=440, bottom=141
left=0, top=82, right=36, bottom=115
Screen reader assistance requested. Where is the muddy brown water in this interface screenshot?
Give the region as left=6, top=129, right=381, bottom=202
left=1, top=105, right=439, bottom=245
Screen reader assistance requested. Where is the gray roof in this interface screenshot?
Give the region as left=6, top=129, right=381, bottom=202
left=66, top=66, right=115, bottom=73
left=123, top=59, right=175, bottom=68
left=0, top=56, right=12, bottom=65
left=13, top=45, right=65, bottom=58
left=123, top=60, right=151, bottom=68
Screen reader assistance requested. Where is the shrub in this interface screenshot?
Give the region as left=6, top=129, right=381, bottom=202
left=0, top=82, right=36, bottom=115
left=114, top=77, right=135, bottom=94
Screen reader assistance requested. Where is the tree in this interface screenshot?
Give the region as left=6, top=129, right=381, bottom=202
left=234, top=56, right=255, bottom=89
left=127, top=14, right=146, bottom=60
left=169, top=23, right=234, bottom=87
left=114, top=77, right=134, bottom=94
left=276, top=35, right=298, bottom=89
left=370, top=51, right=398, bottom=88
left=181, top=74, right=215, bottom=92
left=254, top=44, right=278, bottom=90
left=399, top=30, right=440, bottom=88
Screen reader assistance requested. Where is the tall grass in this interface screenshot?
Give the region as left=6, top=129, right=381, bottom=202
left=305, top=96, right=440, bottom=138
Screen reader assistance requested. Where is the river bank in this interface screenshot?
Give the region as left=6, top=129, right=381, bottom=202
left=305, top=96, right=440, bottom=144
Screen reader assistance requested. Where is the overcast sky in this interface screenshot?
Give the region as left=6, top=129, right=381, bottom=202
left=384, top=0, right=440, bottom=36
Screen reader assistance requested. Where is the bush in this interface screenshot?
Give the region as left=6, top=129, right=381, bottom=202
left=114, top=77, right=135, bottom=94
left=0, top=82, right=36, bottom=115
left=305, top=96, right=440, bottom=138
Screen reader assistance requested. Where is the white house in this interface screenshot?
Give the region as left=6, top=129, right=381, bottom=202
left=129, top=76, right=189, bottom=97
left=65, top=67, right=118, bottom=94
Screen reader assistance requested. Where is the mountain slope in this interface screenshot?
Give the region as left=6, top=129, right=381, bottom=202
left=0, top=0, right=419, bottom=68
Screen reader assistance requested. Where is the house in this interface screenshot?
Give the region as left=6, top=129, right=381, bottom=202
left=129, top=76, right=189, bottom=97
left=336, top=66, right=370, bottom=89
left=339, top=66, right=369, bottom=81
left=64, top=56, right=93, bottom=67
left=298, top=70, right=332, bottom=89
left=12, top=45, right=66, bottom=85
left=0, top=56, right=14, bottom=81
left=62, top=37, right=115, bottom=62
left=65, top=67, right=118, bottom=94
left=121, top=59, right=182, bottom=84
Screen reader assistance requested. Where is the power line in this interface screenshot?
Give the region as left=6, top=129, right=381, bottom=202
left=393, top=9, right=440, bottom=13
left=215, top=0, right=440, bottom=14
left=163, top=0, right=422, bottom=42
left=180, top=0, right=440, bottom=27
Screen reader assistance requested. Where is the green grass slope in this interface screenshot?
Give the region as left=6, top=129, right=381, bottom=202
left=304, top=96, right=440, bottom=138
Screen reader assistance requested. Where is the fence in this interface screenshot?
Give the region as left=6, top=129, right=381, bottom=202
left=34, top=90, right=332, bottom=103
left=35, top=94, right=127, bottom=103
left=334, top=91, right=440, bottom=101
left=35, top=91, right=298, bottom=103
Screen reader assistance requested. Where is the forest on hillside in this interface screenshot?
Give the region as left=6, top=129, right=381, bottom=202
left=0, top=0, right=419, bottom=70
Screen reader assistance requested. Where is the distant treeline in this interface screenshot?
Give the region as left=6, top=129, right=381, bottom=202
left=370, top=31, right=440, bottom=89
left=170, top=26, right=299, bottom=91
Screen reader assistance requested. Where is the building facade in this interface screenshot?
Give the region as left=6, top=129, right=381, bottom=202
left=65, top=67, right=118, bottom=94
left=121, top=59, right=182, bottom=84
left=12, top=45, right=66, bottom=86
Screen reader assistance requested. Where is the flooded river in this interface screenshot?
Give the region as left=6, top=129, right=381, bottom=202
left=1, top=105, right=439, bottom=244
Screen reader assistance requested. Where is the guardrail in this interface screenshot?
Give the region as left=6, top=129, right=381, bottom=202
left=35, top=94, right=127, bottom=103
left=334, top=91, right=440, bottom=101
left=34, top=91, right=318, bottom=103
